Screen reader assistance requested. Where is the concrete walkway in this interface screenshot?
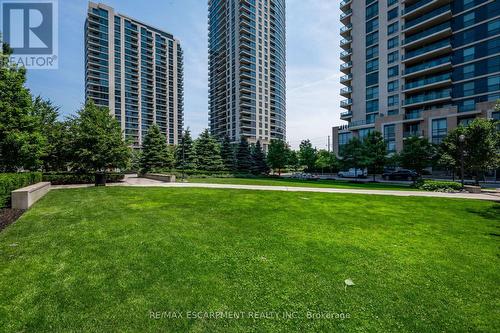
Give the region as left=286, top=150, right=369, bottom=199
left=49, top=175, right=500, bottom=202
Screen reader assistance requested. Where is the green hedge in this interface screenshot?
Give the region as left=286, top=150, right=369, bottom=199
left=0, top=172, right=43, bottom=208
left=43, top=172, right=125, bottom=185
left=418, top=180, right=463, bottom=192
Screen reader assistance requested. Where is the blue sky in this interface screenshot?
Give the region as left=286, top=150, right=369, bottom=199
left=25, top=0, right=343, bottom=149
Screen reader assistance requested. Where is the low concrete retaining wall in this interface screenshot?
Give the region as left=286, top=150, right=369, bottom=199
left=143, top=173, right=176, bottom=183
left=12, top=182, right=51, bottom=210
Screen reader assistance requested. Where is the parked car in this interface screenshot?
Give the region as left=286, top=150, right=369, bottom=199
left=337, top=168, right=367, bottom=178
left=291, top=172, right=320, bottom=180
left=382, top=169, right=419, bottom=181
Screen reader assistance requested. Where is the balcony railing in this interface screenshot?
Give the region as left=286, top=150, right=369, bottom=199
left=348, top=119, right=375, bottom=128
left=340, top=49, right=352, bottom=59
left=340, top=99, right=353, bottom=108
left=403, top=5, right=451, bottom=31
left=340, top=61, right=352, bottom=71
left=340, top=23, right=352, bottom=34
left=340, top=37, right=352, bottom=47
left=403, top=38, right=451, bottom=60
left=340, top=74, right=352, bottom=83
left=404, top=89, right=451, bottom=106
left=403, top=130, right=424, bottom=138
left=340, top=87, right=352, bottom=95
left=340, top=9, right=352, bottom=21
left=404, top=72, right=451, bottom=90
left=340, top=0, right=352, bottom=9
left=403, top=22, right=451, bottom=46
left=405, top=110, right=422, bottom=120
left=403, top=0, right=435, bottom=15
left=340, top=111, right=353, bottom=118
left=404, top=56, right=451, bottom=75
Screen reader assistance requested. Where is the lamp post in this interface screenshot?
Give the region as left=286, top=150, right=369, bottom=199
left=181, top=129, right=186, bottom=182
left=459, top=134, right=466, bottom=187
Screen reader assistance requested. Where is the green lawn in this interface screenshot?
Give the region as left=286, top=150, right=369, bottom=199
left=0, top=187, right=498, bottom=332
left=186, top=176, right=417, bottom=190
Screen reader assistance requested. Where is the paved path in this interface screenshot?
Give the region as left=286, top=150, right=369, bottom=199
left=48, top=175, right=500, bottom=202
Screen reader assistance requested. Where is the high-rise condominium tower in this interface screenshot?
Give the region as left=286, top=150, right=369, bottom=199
left=208, top=0, right=286, bottom=146
left=85, top=2, right=184, bottom=147
left=333, top=0, right=499, bottom=156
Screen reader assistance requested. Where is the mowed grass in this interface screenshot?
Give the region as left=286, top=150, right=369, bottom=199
left=0, top=187, right=498, bottom=332
left=187, top=176, right=416, bottom=190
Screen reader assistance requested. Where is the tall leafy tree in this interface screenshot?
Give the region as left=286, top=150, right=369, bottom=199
left=400, top=136, right=436, bottom=176
left=267, top=139, right=289, bottom=176
left=236, top=137, right=252, bottom=174
left=339, top=137, right=364, bottom=178
left=287, top=150, right=300, bottom=172
left=0, top=42, right=46, bottom=171
left=140, top=124, right=173, bottom=174
left=194, top=129, right=224, bottom=172
left=176, top=129, right=197, bottom=171
left=299, top=140, right=317, bottom=172
left=251, top=140, right=269, bottom=175
left=445, top=118, right=500, bottom=184
left=220, top=136, right=236, bottom=172
left=362, top=131, right=387, bottom=181
left=69, top=100, right=131, bottom=177
left=315, top=150, right=339, bottom=174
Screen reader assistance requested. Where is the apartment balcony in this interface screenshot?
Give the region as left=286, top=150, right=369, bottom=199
left=402, top=4, right=452, bottom=34
left=402, top=56, right=452, bottom=78
left=348, top=119, right=375, bottom=129
left=340, top=98, right=352, bottom=109
left=402, top=0, right=452, bottom=19
left=404, top=110, right=423, bottom=121
left=403, top=89, right=452, bottom=108
left=403, top=22, right=452, bottom=49
left=340, top=49, right=352, bottom=62
left=340, top=111, right=353, bottom=119
left=402, top=38, right=452, bottom=64
left=340, top=73, right=352, bottom=85
left=403, top=130, right=424, bottom=138
left=340, top=61, right=352, bottom=73
left=340, top=0, right=352, bottom=11
left=340, top=37, right=352, bottom=50
left=403, top=72, right=451, bottom=93
left=340, top=9, right=352, bottom=24
left=340, top=23, right=352, bottom=37
left=340, top=86, right=352, bottom=97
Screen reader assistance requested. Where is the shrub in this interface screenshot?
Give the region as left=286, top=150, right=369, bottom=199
left=43, top=172, right=125, bottom=185
left=418, top=180, right=463, bottom=192
left=0, top=172, right=43, bottom=208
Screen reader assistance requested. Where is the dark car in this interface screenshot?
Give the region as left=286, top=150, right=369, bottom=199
left=382, top=169, right=419, bottom=181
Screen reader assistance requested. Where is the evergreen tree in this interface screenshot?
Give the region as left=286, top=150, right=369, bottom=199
left=236, top=137, right=252, bottom=174
left=0, top=42, right=46, bottom=171
left=220, top=136, right=236, bottom=172
left=176, top=129, right=197, bottom=171
left=140, top=124, right=173, bottom=174
left=251, top=140, right=269, bottom=175
left=194, top=129, right=224, bottom=172
left=267, top=139, right=289, bottom=176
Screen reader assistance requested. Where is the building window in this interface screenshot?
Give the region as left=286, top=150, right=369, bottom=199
left=388, top=22, right=398, bottom=35
left=388, top=109, right=399, bottom=116
left=366, top=99, right=379, bottom=113
left=388, top=50, right=399, bottom=64
left=388, top=95, right=399, bottom=107
left=366, top=86, right=379, bottom=99
left=338, top=132, right=352, bottom=153
left=359, top=128, right=374, bottom=141
left=432, top=118, right=447, bottom=144
left=460, top=99, right=476, bottom=112
left=388, top=65, right=399, bottom=78
left=367, top=113, right=378, bottom=123
left=384, top=124, right=396, bottom=152
left=459, top=117, right=475, bottom=127
left=388, top=80, right=399, bottom=92
left=388, top=0, right=397, bottom=6
left=366, top=32, right=379, bottom=47
left=366, top=2, right=379, bottom=20
left=366, top=18, right=379, bottom=33
left=388, top=7, right=398, bottom=21
left=388, top=36, right=399, bottom=49
left=366, top=72, right=379, bottom=86
left=366, top=59, right=379, bottom=73
left=366, top=45, right=379, bottom=60
left=463, top=46, right=475, bottom=62
left=462, top=81, right=475, bottom=96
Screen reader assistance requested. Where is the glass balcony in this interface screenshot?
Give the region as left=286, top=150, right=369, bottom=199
left=340, top=9, right=352, bottom=22
left=340, top=23, right=352, bottom=35
left=348, top=119, right=375, bottom=128
left=403, top=0, right=440, bottom=15
left=404, top=56, right=451, bottom=76
left=404, top=89, right=451, bottom=106
left=340, top=73, right=352, bottom=83
left=340, top=37, right=352, bottom=48
left=403, top=130, right=424, bottom=138
left=403, top=38, right=451, bottom=61
left=340, top=111, right=353, bottom=118
left=340, top=0, right=352, bottom=9
left=340, top=99, right=352, bottom=108
left=340, top=61, right=352, bottom=72
left=404, top=110, right=422, bottom=120
left=340, top=49, right=352, bottom=60
left=404, top=72, right=451, bottom=91
left=403, top=22, right=451, bottom=46
left=403, top=5, right=451, bottom=31
left=340, top=86, right=352, bottom=96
